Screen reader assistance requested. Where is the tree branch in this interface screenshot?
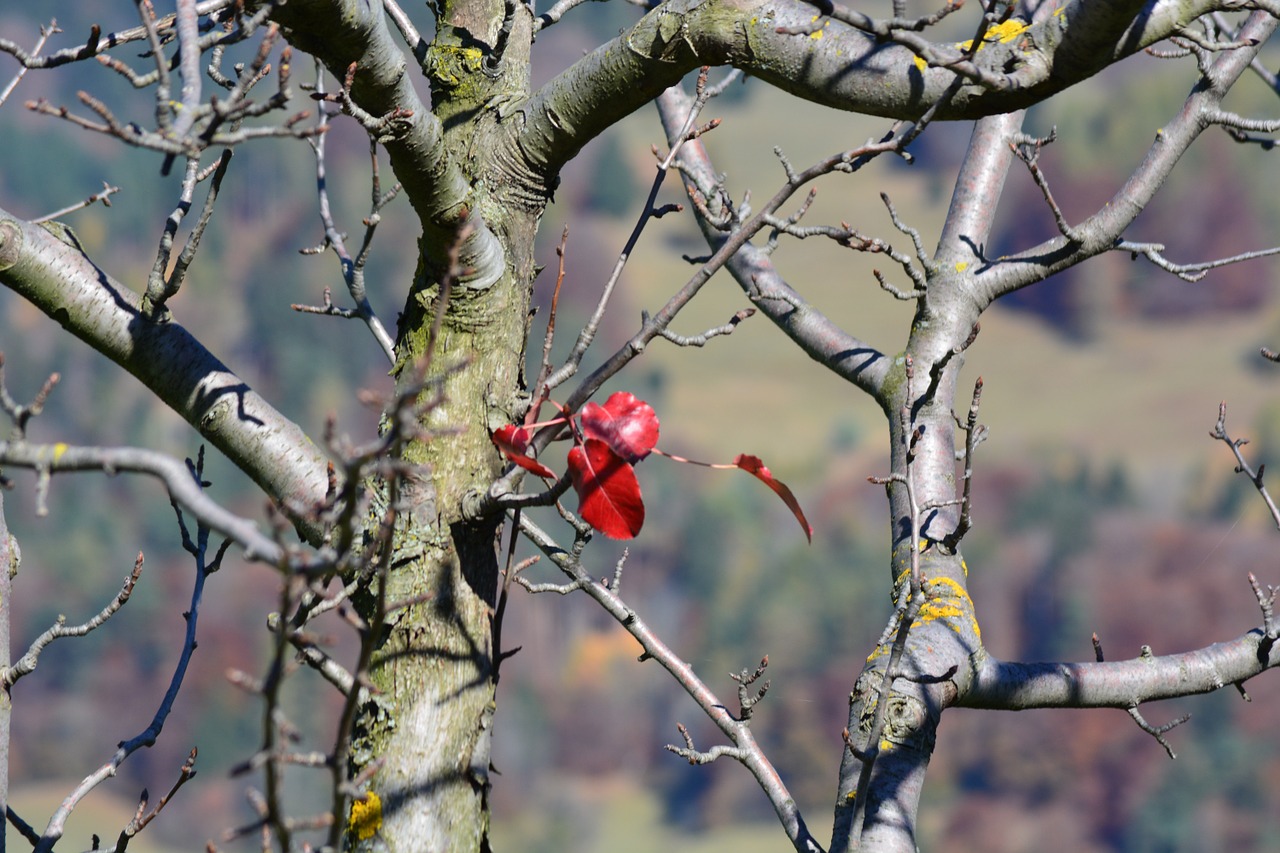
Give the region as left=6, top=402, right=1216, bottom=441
left=971, top=10, right=1280, bottom=306
left=0, top=441, right=284, bottom=563
left=0, top=210, right=330, bottom=542
left=518, top=513, right=825, bottom=853
left=654, top=85, right=891, bottom=401
left=266, top=0, right=505, bottom=289
left=521, top=0, right=1236, bottom=179
left=962, top=627, right=1280, bottom=710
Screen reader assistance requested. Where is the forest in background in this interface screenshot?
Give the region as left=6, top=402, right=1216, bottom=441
left=2, top=2, right=1280, bottom=851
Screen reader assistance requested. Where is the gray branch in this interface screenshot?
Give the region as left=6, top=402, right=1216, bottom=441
left=654, top=86, right=891, bottom=401
left=962, top=628, right=1279, bottom=710
left=0, top=440, right=283, bottom=562
left=0, top=210, right=330, bottom=541
left=520, top=0, right=1236, bottom=178
left=267, top=0, right=505, bottom=289
left=971, top=10, right=1280, bottom=306
left=518, top=513, right=825, bottom=853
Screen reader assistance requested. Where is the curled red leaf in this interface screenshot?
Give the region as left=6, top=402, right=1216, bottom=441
left=734, top=454, right=813, bottom=542
left=567, top=438, right=645, bottom=539
left=491, top=424, right=556, bottom=479
left=580, top=391, right=659, bottom=464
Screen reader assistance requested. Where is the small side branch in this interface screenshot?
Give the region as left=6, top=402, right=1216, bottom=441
left=0, top=3, right=237, bottom=71
left=651, top=307, right=756, bottom=347
left=1126, top=704, right=1190, bottom=760
left=666, top=722, right=748, bottom=764
left=1210, top=401, right=1280, bottom=530
left=382, top=0, right=428, bottom=63
left=732, top=656, right=771, bottom=721
left=0, top=355, right=59, bottom=440
left=32, top=181, right=122, bottom=224
left=0, top=440, right=283, bottom=563
left=0, top=18, right=59, bottom=109
left=1010, top=128, right=1082, bottom=243
left=533, top=0, right=607, bottom=32
left=942, top=376, right=986, bottom=550
left=114, top=748, right=199, bottom=851
left=761, top=191, right=928, bottom=297
left=295, top=65, right=398, bottom=364
left=142, top=149, right=234, bottom=318
left=3, top=554, right=144, bottom=690
left=1119, top=240, right=1280, bottom=282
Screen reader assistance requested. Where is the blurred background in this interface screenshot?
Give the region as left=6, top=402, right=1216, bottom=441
left=2, top=2, right=1280, bottom=851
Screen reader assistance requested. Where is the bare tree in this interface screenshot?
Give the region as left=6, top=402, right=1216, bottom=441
left=1, top=1, right=1280, bottom=852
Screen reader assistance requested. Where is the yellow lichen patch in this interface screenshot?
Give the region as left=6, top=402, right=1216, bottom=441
left=916, top=597, right=963, bottom=623
left=427, top=44, right=484, bottom=87
left=912, top=577, right=981, bottom=640
left=986, top=18, right=1029, bottom=43
left=52, top=442, right=68, bottom=462
left=348, top=792, right=383, bottom=842
left=880, top=739, right=894, bottom=752
left=960, top=558, right=968, bottom=577
left=955, top=261, right=969, bottom=273
left=913, top=18, right=1030, bottom=72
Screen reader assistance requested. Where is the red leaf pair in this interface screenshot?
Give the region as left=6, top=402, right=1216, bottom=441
left=492, top=393, right=657, bottom=539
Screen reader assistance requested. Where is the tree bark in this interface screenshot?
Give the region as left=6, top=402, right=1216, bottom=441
left=0, top=495, right=14, bottom=847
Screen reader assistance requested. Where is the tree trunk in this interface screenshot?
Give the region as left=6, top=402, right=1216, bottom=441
left=830, top=282, right=986, bottom=853
left=338, top=3, right=548, bottom=848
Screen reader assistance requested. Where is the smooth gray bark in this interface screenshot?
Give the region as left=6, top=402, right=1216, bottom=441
left=0, top=212, right=330, bottom=539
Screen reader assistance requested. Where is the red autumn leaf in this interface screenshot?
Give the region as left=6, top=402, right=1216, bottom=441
left=567, top=438, right=645, bottom=539
left=491, top=424, right=556, bottom=479
left=580, top=392, right=659, bottom=464
left=734, top=454, right=813, bottom=542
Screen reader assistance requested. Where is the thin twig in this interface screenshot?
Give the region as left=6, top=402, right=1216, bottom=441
left=1210, top=401, right=1280, bottom=530
left=0, top=19, right=59, bottom=109
left=32, top=181, right=122, bottom=223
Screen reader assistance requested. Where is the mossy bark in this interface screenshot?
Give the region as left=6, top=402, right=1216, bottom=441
left=341, top=2, right=547, bottom=848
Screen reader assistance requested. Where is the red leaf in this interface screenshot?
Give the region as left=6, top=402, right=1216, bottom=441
left=567, top=438, right=645, bottom=539
left=492, top=424, right=556, bottom=479
left=734, top=454, right=813, bottom=542
left=580, top=392, right=659, bottom=463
